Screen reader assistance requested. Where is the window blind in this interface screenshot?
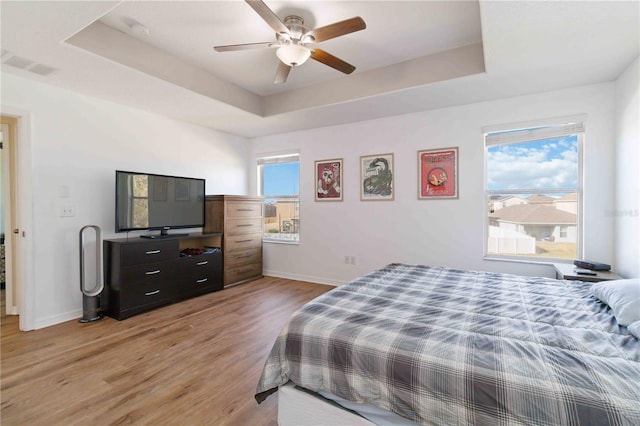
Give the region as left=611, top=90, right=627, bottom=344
left=483, top=114, right=587, bottom=146
left=257, top=152, right=299, bottom=166
left=485, top=121, right=585, bottom=146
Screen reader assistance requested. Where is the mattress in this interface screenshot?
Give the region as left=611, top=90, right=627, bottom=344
left=256, top=264, right=640, bottom=425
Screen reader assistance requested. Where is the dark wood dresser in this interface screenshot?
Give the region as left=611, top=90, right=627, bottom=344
left=103, top=233, right=223, bottom=319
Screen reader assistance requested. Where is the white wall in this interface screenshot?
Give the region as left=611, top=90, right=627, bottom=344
left=614, top=56, right=640, bottom=279
left=1, top=73, right=249, bottom=329
left=3, top=68, right=632, bottom=329
left=249, top=83, right=617, bottom=285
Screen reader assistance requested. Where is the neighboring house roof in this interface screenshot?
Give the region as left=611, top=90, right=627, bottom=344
left=493, top=195, right=516, bottom=201
left=489, top=204, right=576, bottom=225
left=556, top=193, right=577, bottom=201
left=527, top=195, right=556, bottom=204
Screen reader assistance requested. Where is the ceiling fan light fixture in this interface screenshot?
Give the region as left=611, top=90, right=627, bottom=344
left=276, top=44, right=311, bottom=67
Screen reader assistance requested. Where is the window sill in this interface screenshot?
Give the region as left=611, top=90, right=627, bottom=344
left=483, top=256, right=556, bottom=267
left=263, top=239, right=299, bottom=245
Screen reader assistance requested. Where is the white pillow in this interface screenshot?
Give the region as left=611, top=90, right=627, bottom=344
left=628, top=321, right=640, bottom=340
left=591, top=279, right=640, bottom=326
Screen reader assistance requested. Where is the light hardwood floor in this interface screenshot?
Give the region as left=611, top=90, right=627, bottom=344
left=1, top=277, right=332, bottom=425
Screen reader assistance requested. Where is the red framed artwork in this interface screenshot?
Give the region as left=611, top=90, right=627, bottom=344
left=418, top=147, right=458, bottom=199
left=315, top=158, right=343, bottom=201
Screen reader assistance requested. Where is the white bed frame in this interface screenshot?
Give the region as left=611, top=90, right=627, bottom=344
left=278, top=383, right=420, bottom=426
left=278, top=383, right=374, bottom=426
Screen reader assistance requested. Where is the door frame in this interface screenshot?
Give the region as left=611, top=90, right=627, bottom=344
left=1, top=108, right=35, bottom=331
left=2, top=118, right=18, bottom=315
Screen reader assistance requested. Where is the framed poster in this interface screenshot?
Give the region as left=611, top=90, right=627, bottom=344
left=315, top=158, right=343, bottom=201
left=175, top=178, right=190, bottom=201
left=360, top=153, right=394, bottom=201
left=418, top=147, right=458, bottom=199
left=153, top=176, right=168, bottom=201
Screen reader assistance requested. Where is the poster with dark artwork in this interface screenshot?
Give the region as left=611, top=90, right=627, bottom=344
left=418, top=147, right=458, bottom=199
left=175, top=178, right=191, bottom=201
left=153, top=176, right=168, bottom=201
left=360, top=153, right=394, bottom=201
left=315, top=158, right=343, bottom=201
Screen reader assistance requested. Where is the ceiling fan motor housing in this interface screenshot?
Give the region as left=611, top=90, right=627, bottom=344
left=278, top=15, right=310, bottom=44
left=275, top=15, right=312, bottom=67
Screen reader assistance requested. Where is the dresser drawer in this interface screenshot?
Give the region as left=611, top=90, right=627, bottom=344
left=179, top=273, right=222, bottom=296
left=224, top=233, right=262, bottom=251
left=120, top=239, right=178, bottom=266
left=225, top=217, right=262, bottom=235
left=119, top=264, right=175, bottom=309
left=120, top=261, right=174, bottom=285
left=225, top=247, right=261, bottom=268
left=225, top=262, right=262, bottom=286
left=178, top=253, right=223, bottom=295
left=226, top=201, right=262, bottom=218
left=180, top=252, right=220, bottom=269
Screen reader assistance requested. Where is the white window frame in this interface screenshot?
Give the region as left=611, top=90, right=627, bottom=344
left=257, top=151, right=300, bottom=244
left=483, top=115, right=585, bottom=262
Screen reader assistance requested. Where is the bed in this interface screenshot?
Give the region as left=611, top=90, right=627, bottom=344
left=255, top=264, right=640, bottom=425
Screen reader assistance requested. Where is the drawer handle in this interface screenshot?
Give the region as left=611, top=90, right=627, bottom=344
left=146, top=250, right=161, bottom=255
left=236, top=208, right=253, bottom=211
left=237, top=224, right=253, bottom=227
left=145, top=269, right=161, bottom=275
left=145, top=290, right=160, bottom=296
left=196, top=278, right=208, bottom=283
left=234, top=253, right=253, bottom=259
left=196, top=261, right=208, bottom=266
left=236, top=239, right=253, bottom=243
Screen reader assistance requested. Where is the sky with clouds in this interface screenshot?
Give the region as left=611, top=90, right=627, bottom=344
left=487, top=136, right=578, bottom=191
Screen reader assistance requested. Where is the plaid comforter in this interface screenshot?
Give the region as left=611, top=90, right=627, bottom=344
left=255, top=264, right=640, bottom=425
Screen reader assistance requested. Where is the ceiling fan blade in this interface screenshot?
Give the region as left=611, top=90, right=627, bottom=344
left=303, top=17, right=366, bottom=43
left=274, top=61, right=292, bottom=84
left=310, top=48, right=356, bottom=74
left=245, top=0, right=289, bottom=35
left=214, top=41, right=277, bottom=52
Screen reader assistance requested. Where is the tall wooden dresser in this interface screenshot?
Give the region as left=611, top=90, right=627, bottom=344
left=204, top=195, right=263, bottom=287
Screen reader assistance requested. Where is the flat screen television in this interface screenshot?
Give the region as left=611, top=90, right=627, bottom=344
left=115, top=170, right=205, bottom=238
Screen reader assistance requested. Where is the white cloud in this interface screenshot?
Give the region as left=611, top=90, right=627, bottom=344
left=487, top=138, right=578, bottom=190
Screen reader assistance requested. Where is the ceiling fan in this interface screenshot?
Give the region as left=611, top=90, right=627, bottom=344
left=214, top=0, right=366, bottom=84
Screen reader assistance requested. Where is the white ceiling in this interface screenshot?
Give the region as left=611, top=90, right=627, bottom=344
left=1, top=1, right=638, bottom=138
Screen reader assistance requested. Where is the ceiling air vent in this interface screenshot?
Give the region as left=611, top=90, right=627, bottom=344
left=2, top=52, right=57, bottom=76
left=28, top=64, right=57, bottom=76
left=3, top=55, right=33, bottom=69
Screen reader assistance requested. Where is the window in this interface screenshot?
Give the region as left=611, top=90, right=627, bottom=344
left=131, top=174, right=149, bottom=228
left=484, top=118, right=584, bottom=261
left=560, top=226, right=568, bottom=238
left=258, top=152, right=300, bottom=243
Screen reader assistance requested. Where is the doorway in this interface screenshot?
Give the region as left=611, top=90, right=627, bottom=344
left=1, top=115, right=19, bottom=318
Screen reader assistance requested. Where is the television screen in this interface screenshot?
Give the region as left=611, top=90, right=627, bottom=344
left=115, top=170, right=205, bottom=234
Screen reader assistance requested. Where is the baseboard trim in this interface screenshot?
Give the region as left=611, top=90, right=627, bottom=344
left=32, top=272, right=340, bottom=329
left=263, top=270, right=343, bottom=287
left=34, top=308, right=82, bottom=330
left=5, top=306, right=19, bottom=315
